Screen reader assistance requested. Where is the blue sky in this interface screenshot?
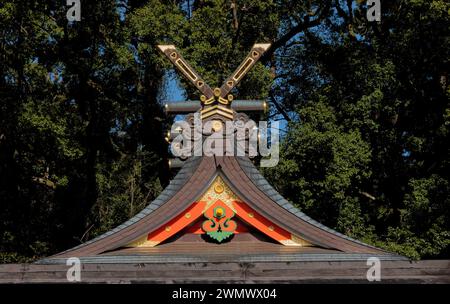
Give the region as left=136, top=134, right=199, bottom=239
left=164, top=71, right=185, bottom=102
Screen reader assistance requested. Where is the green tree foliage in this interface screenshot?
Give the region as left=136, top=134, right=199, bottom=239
left=266, top=101, right=374, bottom=240
left=264, top=0, right=450, bottom=259
left=0, top=0, right=448, bottom=261
left=0, top=0, right=180, bottom=261
left=175, top=0, right=278, bottom=99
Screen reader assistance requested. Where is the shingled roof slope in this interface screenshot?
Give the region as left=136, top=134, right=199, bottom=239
left=38, top=156, right=405, bottom=263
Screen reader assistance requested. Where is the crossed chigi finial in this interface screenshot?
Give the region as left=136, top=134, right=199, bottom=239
left=157, top=43, right=271, bottom=120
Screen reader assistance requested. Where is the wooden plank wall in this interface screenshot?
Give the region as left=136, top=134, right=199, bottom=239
left=0, top=260, right=449, bottom=283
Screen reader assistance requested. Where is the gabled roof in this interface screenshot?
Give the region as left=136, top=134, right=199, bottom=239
left=36, top=40, right=408, bottom=265
left=38, top=156, right=405, bottom=264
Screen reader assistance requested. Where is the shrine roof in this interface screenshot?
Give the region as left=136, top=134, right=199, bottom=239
left=39, top=156, right=404, bottom=264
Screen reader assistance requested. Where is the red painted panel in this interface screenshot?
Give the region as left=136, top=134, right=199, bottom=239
left=146, top=201, right=206, bottom=243
left=233, top=201, right=292, bottom=243
left=143, top=200, right=293, bottom=246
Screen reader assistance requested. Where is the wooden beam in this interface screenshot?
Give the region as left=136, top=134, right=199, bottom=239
left=157, top=45, right=214, bottom=98
left=219, top=43, right=271, bottom=98
left=168, top=158, right=185, bottom=169
left=165, top=100, right=267, bottom=114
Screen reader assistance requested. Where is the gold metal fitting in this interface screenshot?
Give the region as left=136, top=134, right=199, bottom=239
left=215, top=208, right=224, bottom=217
left=218, top=96, right=229, bottom=105
left=213, top=87, right=221, bottom=97
left=214, top=183, right=224, bottom=194
left=212, top=120, right=223, bottom=132
left=203, top=96, right=215, bottom=105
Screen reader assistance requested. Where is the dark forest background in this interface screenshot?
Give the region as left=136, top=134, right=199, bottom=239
left=0, top=0, right=449, bottom=262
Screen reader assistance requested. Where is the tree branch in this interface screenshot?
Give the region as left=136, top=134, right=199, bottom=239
left=269, top=90, right=291, bottom=122
left=262, top=3, right=331, bottom=62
